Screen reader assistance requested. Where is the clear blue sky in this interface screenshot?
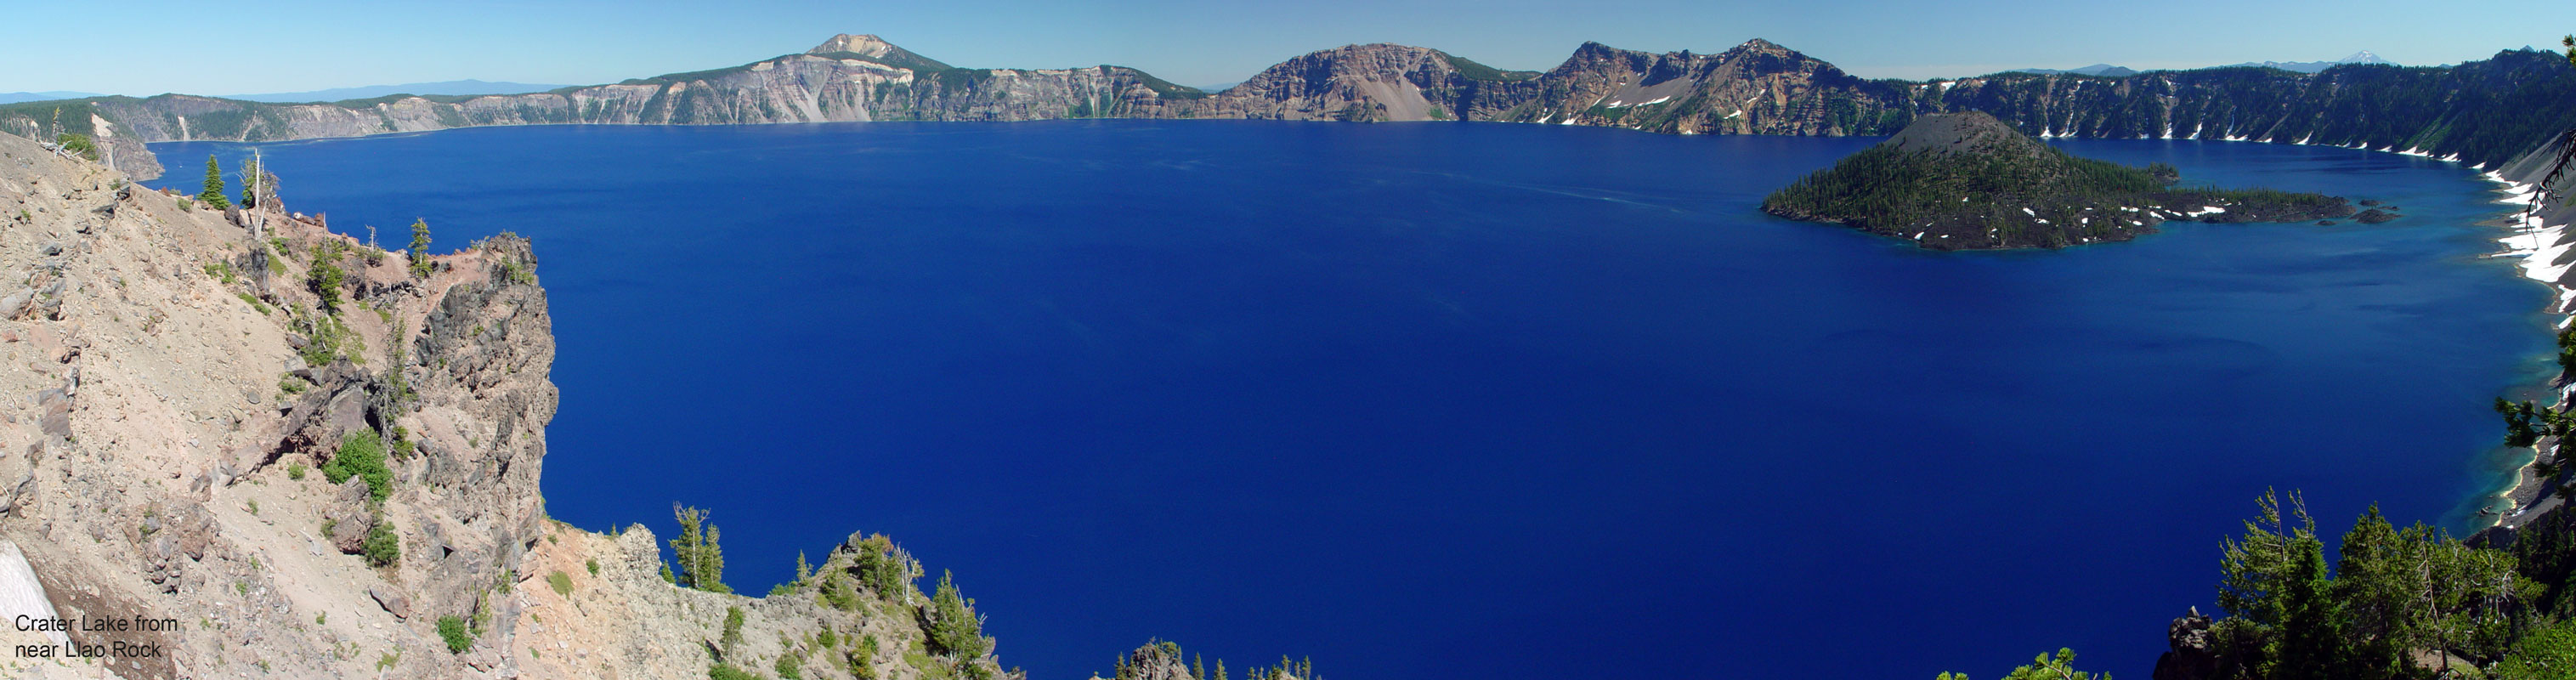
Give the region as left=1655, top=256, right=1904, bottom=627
left=7, top=0, right=2570, bottom=95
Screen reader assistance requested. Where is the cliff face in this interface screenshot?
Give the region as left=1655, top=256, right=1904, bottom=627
left=0, top=126, right=563, bottom=677
left=9, top=34, right=2571, bottom=178
left=0, top=116, right=1220, bottom=680
left=1489, top=39, right=1911, bottom=135
left=1177, top=43, right=1535, bottom=122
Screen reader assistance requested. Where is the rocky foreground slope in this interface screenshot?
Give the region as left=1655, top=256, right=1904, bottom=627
left=8, top=33, right=2571, bottom=182
left=0, top=128, right=1230, bottom=679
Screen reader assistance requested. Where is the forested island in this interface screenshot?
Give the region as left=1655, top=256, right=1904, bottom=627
left=1761, top=112, right=2356, bottom=249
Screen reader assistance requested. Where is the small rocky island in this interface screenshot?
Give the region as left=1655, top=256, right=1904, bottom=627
left=1762, top=111, right=2360, bottom=249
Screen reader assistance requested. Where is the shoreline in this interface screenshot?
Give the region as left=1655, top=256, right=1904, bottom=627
left=2476, top=165, right=2572, bottom=532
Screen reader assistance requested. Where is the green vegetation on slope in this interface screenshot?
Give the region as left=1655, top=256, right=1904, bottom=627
left=324, top=430, right=393, bottom=505
left=1129, top=70, right=1209, bottom=99
left=1950, top=486, right=2576, bottom=679
left=1935, top=649, right=2105, bottom=680
left=1439, top=53, right=1541, bottom=82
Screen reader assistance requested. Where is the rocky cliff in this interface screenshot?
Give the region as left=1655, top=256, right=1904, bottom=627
left=11, top=34, right=2568, bottom=180
left=0, top=125, right=1232, bottom=680
left=0, top=122, right=565, bottom=677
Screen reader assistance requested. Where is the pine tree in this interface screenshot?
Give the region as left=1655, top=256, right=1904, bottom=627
left=2267, top=530, right=2338, bottom=680
left=924, top=570, right=987, bottom=658
left=1214, top=659, right=1227, bottom=680
left=796, top=550, right=813, bottom=584
left=407, top=218, right=433, bottom=279
left=1192, top=654, right=1205, bottom=680
left=197, top=155, right=231, bottom=210
left=670, top=503, right=728, bottom=593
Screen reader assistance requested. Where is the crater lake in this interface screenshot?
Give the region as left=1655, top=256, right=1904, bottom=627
left=148, top=120, right=2555, bottom=679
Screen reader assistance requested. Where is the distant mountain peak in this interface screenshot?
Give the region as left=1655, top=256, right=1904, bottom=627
left=801, top=34, right=954, bottom=71
left=2339, top=51, right=2387, bottom=64
left=808, top=34, right=901, bottom=58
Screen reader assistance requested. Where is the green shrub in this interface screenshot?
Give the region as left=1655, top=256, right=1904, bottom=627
left=308, top=242, right=349, bottom=314
left=203, top=260, right=237, bottom=284
left=548, top=570, right=574, bottom=597
left=2499, top=618, right=2576, bottom=679
left=322, top=431, right=392, bottom=504
left=707, top=664, right=759, bottom=680
left=54, top=133, right=97, bottom=162
left=720, top=606, right=744, bottom=650
left=437, top=615, right=473, bottom=653
left=286, top=462, right=307, bottom=480
left=777, top=651, right=805, bottom=680
left=820, top=574, right=859, bottom=610
left=845, top=635, right=880, bottom=678
left=2559, top=326, right=2576, bottom=373
left=293, top=309, right=364, bottom=366
left=586, top=557, right=600, bottom=576
left=363, top=519, right=400, bottom=568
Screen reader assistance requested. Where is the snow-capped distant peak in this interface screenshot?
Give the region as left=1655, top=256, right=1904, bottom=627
left=2337, top=51, right=2386, bottom=65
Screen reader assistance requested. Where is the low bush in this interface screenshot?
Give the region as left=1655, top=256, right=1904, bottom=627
left=363, top=519, right=400, bottom=568
left=322, top=431, right=392, bottom=504
left=437, top=615, right=473, bottom=653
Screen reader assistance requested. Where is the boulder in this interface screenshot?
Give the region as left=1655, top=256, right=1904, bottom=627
left=326, top=479, right=374, bottom=554
left=2151, top=608, right=2217, bottom=680
left=369, top=586, right=410, bottom=620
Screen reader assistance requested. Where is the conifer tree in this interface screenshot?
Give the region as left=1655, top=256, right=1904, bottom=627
left=407, top=218, right=433, bottom=278
left=197, top=155, right=231, bottom=210
left=924, top=570, right=987, bottom=658
left=670, top=503, right=728, bottom=593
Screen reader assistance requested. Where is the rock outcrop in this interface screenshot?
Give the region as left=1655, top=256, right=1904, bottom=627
left=0, top=99, right=1278, bottom=680
left=2150, top=608, right=2218, bottom=680
left=0, top=122, right=564, bottom=677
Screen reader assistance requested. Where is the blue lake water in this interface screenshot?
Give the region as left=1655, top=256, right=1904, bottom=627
left=150, top=121, right=2554, bottom=679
